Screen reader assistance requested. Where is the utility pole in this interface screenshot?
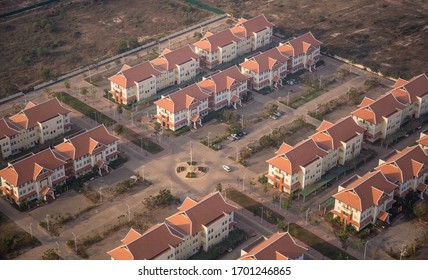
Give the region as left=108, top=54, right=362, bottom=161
left=72, top=232, right=77, bottom=252
left=56, top=241, right=60, bottom=254
left=234, top=145, right=239, bottom=162
left=241, top=115, right=244, bottom=129
left=126, top=204, right=131, bottom=222
left=305, top=208, right=310, bottom=226
left=99, top=187, right=103, bottom=203
left=45, top=215, right=50, bottom=232
left=141, top=165, right=145, bottom=182
left=207, top=132, right=211, bottom=147
left=242, top=172, right=246, bottom=191
left=190, top=142, right=193, bottom=164
left=364, top=240, right=369, bottom=260
left=260, top=206, right=263, bottom=223
left=29, top=223, right=33, bottom=239
left=287, top=91, right=290, bottom=106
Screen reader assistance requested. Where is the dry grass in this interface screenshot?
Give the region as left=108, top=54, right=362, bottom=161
left=0, top=0, right=213, bottom=98
left=201, top=0, right=427, bottom=79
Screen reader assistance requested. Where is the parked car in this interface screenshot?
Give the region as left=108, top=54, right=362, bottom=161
left=417, top=125, right=423, bottom=130
left=274, top=111, right=282, bottom=117
left=231, top=134, right=240, bottom=140
left=270, top=115, right=278, bottom=120
left=227, top=136, right=235, bottom=141
left=222, top=165, right=231, bottom=172
left=212, top=144, right=221, bottom=150
left=236, top=131, right=247, bottom=138
left=245, top=146, right=253, bottom=152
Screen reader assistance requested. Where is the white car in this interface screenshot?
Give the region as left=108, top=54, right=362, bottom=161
left=222, top=165, right=231, bottom=172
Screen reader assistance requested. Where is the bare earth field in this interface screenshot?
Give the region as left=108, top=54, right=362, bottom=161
left=202, top=0, right=427, bottom=78
left=0, top=0, right=213, bottom=98
left=0, top=0, right=46, bottom=15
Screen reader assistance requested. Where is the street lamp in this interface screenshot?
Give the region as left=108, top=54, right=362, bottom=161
left=233, top=145, right=239, bottom=162
left=260, top=206, right=263, bottom=223
left=126, top=204, right=131, bottom=222
left=45, top=215, right=50, bottom=232
left=29, top=223, right=33, bottom=239
left=207, top=132, right=211, bottom=147
left=56, top=241, right=60, bottom=254
left=267, top=125, right=273, bottom=134
left=169, top=180, right=173, bottom=193
left=364, top=240, right=369, bottom=260
left=99, top=187, right=103, bottom=203
left=242, top=172, right=246, bottom=191
left=72, top=232, right=77, bottom=252
left=141, top=166, right=145, bottom=182
left=305, top=208, right=310, bottom=226
left=287, top=91, right=291, bottom=106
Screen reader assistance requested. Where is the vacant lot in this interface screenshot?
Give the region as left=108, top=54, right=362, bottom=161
left=0, top=0, right=213, bottom=98
left=201, top=0, right=427, bottom=79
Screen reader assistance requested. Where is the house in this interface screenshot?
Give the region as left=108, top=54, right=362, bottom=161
left=240, top=47, right=289, bottom=90
left=417, top=129, right=428, bottom=154
left=231, top=14, right=274, bottom=54
left=0, top=98, right=71, bottom=158
left=310, top=116, right=366, bottom=171
left=0, top=149, right=67, bottom=205
left=375, top=145, right=428, bottom=198
left=108, top=63, right=162, bottom=104
left=239, top=232, right=307, bottom=260
left=109, top=45, right=200, bottom=105
left=194, top=29, right=241, bottom=69
left=332, top=171, right=397, bottom=231
left=351, top=93, right=405, bottom=142
left=266, top=139, right=327, bottom=193
left=194, top=15, right=274, bottom=69
left=277, top=32, right=322, bottom=73
left=108, top=192, right=237, bottom=260
left=390, top=74, right=428, bottom=118
left=198, top=66, right=249, bottom=110
left=154, top=84, right=210, bottom=131
left=54, top=125, right=119, bottom=178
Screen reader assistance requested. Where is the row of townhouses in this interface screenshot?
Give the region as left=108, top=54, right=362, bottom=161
left=266, top=73, right=428, bottom=194
left=0, top=125, right=119, bottom=205
left=0, top=98, right=72, bottom=159
left=107, top=191, right=307, bottom=260
left=352, top=74, right=428, bottom=142
left=154, top=32, right=323, bottom=131
left=266, top=116, right=365, bottom=193
left=108, top=15, right=274, bottom=105
left=332, top=138, right=428, bottom=231
left=107, top=192, right=236, bottom=260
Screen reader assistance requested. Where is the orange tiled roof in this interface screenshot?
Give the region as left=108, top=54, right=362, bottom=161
left=352, top=93, right=404, bottom=124
left=233, top=14, right=274, bottom=37
left=333, top=171, right=397, bottom=211
left=0, top=118, right=19, bottom=139
left=240, top=48, right=288, bottom=74
left=375, top=145, right=428, bottom=183
left=201, top=66, right=248, bottom=94
left=401, top=74, right=428, bottom=102
left=279, top=32, right=322, bottom=57
left=267, top=139, right=326, bottom=174
left=194, top=29, right=240, bottom=52
left=158, top=45, right=200, bottom=71
left=8, top=99, right=70, bottom=129
left=239, top=232, right=307, bottom=260
left=417, top=135, right=428, bottom=148
left=54, top=125, right=118, bottom=160
left=275, top=143, right=293, bottom=155
left=108, top=61, right=162, bottom=89
left=154, top=84, right=210, bottom=114
left=107, top=223, right=183, bottom=260
left=0, top=149, right=66, bottom=187
left=166, top=192, right=236, bottom=236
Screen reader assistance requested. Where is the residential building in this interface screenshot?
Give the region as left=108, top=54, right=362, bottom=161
left=277, top=32, right=322, bottom=73
left=332, top=171, right=397, bottom=231
left=54, top=125, right=119, bottom=178
left=266, top=139, right=327, bottom=193
left=0, top=149, right=67, bottom=205
left=240, top=47, right=289, bottom=90
left=310, top=116, right=366, bottom=171
left=231, top=14, right=274, bottom=54
left=0, top=98, right=71, bottom=157
left=154, top=84, right=210, bottom=131
left=108, top=63, right=162, bottom=104
left=375, top=145, right=428, bottom=198
left=351, top=93, right=405, bottom=142
left=194, top=29, right=241, bottom=69
left=194, top=15, right=274, bottom=69
left=109, top=45, right=200, bottom=104
left=239, top=232, right=307, bottom=260
left=107, top=192, right=237, bottom=260
left=390, top=74, right=428, bottom=118
left=198, top=66, right=249, bottom=110
left=417, top=129, right=428, bottom=154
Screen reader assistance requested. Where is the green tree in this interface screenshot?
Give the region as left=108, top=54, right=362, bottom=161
left=116, top=104, right=123, bottom=114
left=414, top=202, right=428, bottom=218
left=259, top=135, right=274, bottom=147
left=269, top=104, right=278, bottom=115
left=335, top=228, right=349, bottom=249
left=193, top=31, right=203, bottom=39
left=113, top=124, right=124, bottom=135
left=154, top=122, right=161, bottom=135
left=227, top=121, right=242, bottom=134
left=40, top=66, right=51, bottom=81
left=215, top=183, right=222, bottom=192
left=40, top=249, right=61, bottom=260
left=64, top=80, right=71, bottom=90
left=80, top=87, right=88, bottom=95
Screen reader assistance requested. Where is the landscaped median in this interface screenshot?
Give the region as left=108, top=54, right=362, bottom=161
left=226, top=188, right=356, bottom=260
left=55, top=92, right=163, bottom=154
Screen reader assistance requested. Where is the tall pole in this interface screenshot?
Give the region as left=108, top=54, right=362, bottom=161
left=287, top=91, right=290, bottom=106
left=29, top=223, right=33, bottom=239
left=72, top=232, right=77, bottom=252
left=242, top=172, right=246, bottom=191
left=140, top=137, right=143, bottom=152
left=45, top=215, right=50, bottom=232
left=190, top=142, right=193, bottom=164
left=260, top=206, right=263, bottom=223
left=207, top=132, right=211, bottom=147
left=305, top=208, right=310, bottom=226
left=99, top=187, right=103, bottom=203
left=56, top=241, right=60, bottom=254
left=279, top=195, right=282, bottom=209
left=241, top=115, right=244, bottom=129
left=234, top=146, right=239, bottom=162
left=126, top=204, right=131, bottom=222
left=169, top=180, right=173, bottom=192
left=364, top=240, right=369, bottom=260
left=141, top=166, right=145, bottom=182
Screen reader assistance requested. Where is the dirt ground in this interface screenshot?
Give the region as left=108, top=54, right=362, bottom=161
left=0, top=0, right=213, bottom=98
left=0, top=0, right=45, bottom=15
left=201, top=0, right=427, bottom=79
